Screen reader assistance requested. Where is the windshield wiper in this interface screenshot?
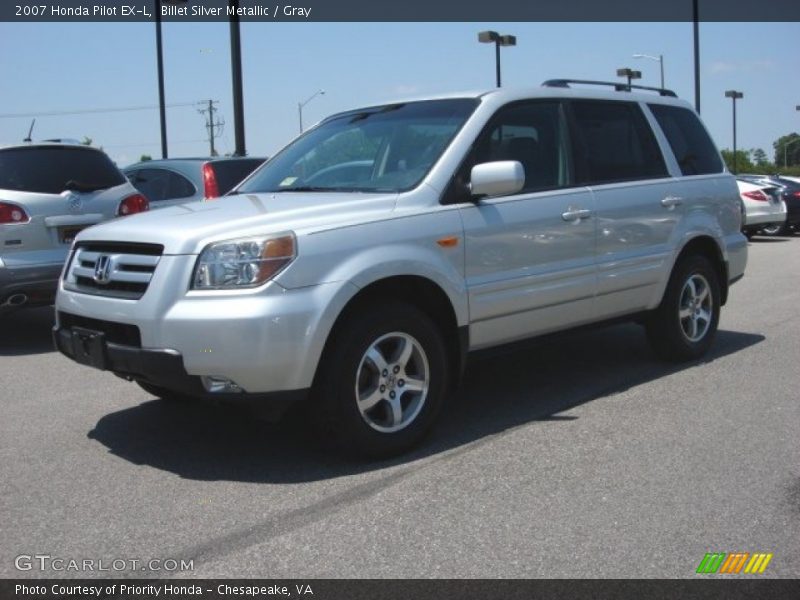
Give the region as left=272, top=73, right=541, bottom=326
left=270, top=186, right=361, bottom=193
left=63, top=180, right=109, bottom=193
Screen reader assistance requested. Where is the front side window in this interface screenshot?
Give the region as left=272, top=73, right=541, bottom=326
left=442, top=101, right=572, bottom=203
left=569, top=100, right=667, bottom=185
left=237, top=99, right=478, bottom=195
left=648, top=104, right=723, bottom=175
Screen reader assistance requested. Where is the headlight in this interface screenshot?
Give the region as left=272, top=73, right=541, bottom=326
left=192, top=233, right=296, bottom=289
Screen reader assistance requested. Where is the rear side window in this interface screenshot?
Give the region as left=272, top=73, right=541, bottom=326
left=212, top=159, right=265, bottom=195
left=0, top=146, right=125, bottom=194
left=128, top=168, right=195, bottom=202
left=648, top=104, right=723, bottom=175
left=569, top=100, right=667, bottom=185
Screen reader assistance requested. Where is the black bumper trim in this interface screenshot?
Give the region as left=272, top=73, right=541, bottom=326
left=53, top=325, right=307, bottom=420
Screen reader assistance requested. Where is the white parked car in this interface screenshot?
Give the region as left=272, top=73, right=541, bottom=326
left=0, top=143, right=148, bottom=314
left=736, top=179, right=786, bottom=239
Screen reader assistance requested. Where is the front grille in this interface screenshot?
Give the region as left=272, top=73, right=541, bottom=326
left=59, top=311, right=141, bottom=347
left=63, top=242, right=163, bottom=299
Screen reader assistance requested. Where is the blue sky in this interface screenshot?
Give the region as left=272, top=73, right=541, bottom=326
left=1, top=21, right=798, bottom=167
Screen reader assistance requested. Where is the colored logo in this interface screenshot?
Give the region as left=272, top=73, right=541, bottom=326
left=696, top=552, right=773, bottom=574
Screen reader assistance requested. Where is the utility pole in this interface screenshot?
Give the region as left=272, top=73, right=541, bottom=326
left=198, top=100, right=224, bottom=157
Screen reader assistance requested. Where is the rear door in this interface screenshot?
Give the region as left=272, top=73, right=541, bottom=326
left=567, top=99, right=675, bottom=318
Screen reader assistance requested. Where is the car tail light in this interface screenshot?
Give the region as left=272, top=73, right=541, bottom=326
left=0, top=201, right=30, bottom=224
left=741, top=190, right=769, bottom=202
left=117, top=193, right=150, bottom=216
left=793, top=191, right=800, bottom=198
left=202, top=163, right=220, bottom=199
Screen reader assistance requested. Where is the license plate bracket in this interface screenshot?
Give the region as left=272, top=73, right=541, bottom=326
left=71, top=327, right=107, bottom=370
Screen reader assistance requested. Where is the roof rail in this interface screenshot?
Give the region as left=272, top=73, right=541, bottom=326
left=542, top=79, right=677, bottom=98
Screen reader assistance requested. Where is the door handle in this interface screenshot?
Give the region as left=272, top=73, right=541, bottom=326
left=561, top=208, right=593, bottom=222
left=661, top=196, right=683, bottom=208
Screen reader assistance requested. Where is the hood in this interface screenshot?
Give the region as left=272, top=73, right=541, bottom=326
left=74, top=191, right=398, bottom=255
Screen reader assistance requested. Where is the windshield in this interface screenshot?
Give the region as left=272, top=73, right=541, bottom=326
left=237, top=98, right=479, bottom=195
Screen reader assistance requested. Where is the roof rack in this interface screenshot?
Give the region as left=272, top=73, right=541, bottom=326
left=542, top=79, right=677, bottom=98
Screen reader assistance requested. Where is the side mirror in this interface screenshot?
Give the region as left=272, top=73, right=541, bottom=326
left=470, top=161, right=525, bottom=198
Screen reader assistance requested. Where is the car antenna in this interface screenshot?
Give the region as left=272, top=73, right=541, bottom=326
left=23, top=118, right=35, bottom=142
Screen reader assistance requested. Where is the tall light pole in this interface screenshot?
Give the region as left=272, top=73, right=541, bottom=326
left=616, top=68, right=641, bottom=88
left=633, top=53, right=664, bottom=88
left=229, top=0, right=246, bottom=156
left=154, top=0, right=168, bottom=158
left=298, top=89, right=325, bottom=133
left=785, top=138, right=800, bottom=169
left=789, top=106, right=800, bottom=167
left=725, top=90, right=743, bottom=174
left=478, top=30, right=516, bottom=88
left=693, top=0, right=701, bottom=113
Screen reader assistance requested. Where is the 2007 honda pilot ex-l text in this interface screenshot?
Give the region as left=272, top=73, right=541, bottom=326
left=54, top=81, right=747, bottom=457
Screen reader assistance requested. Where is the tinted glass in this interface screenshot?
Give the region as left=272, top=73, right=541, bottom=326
left=213, top=159, right=265, bottom=195
left=569, top=100, right=667, bottom=184
left=475, top=102, right=572, bottom=193
left=0, top=146, right=125, bottom=194
left=648, top=104, right=723, bottom=175
left=238, top=99, right=479, bottom=194
left=128, top=168, right=196, bottom=202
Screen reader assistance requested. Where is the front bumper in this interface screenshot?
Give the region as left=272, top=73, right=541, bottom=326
left=55, top=249, right=358, bottom=394
left=53, top=323, right=308, bottom=420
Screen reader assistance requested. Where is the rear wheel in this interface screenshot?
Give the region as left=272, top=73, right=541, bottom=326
left=760, top=223, right=786, bottom=236
left=646, top=255, right=720, bottom=362
left=312, top=302, right=449, bottom=458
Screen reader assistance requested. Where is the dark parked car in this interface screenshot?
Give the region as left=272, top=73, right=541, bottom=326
left=123, top=157, right=267, bottom=208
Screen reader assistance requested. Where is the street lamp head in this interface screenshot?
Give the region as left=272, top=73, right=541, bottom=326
left=478, top=30, right=499, bottom=43
left=725, top=90, right=743, bottom=99
left=498, top=34, right=517, bottom=47
left=616, top=68, right=641, bottom=80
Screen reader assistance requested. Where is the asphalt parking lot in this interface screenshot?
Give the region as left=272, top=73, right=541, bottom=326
left=1, top=236, right=798, bottom=579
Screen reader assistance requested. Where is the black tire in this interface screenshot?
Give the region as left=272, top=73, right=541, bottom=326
left=646, top=255, right=720, bottom=362
left=136, top=380, right=192, bottom=402
left=312, top=302, right=449, bottom=459
left=759, top=223, right=786, bottom=236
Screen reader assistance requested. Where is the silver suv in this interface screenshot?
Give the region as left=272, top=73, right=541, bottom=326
left=54, top=82, right=747, bottom=457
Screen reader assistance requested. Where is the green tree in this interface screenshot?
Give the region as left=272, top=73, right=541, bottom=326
left=751, top=148, right=769, bottom=167
left=81, top=136, right=92, bottom=146
left=773, top=133, right=800, bottom=168
left=139, top=154, right=152, bottom=162
left=720, top=149, right=755, bottom=174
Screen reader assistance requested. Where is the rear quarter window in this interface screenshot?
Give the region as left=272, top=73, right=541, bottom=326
left=648, top=104, right=723, bottom=176
left=0, top=146, right=125, bottom=194
left=212, top=159, right=265, bottom=195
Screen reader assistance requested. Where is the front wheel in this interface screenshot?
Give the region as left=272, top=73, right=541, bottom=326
left=646, top=255, right=720, bottom=362
left=312, top=302, right=449, bottom=458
